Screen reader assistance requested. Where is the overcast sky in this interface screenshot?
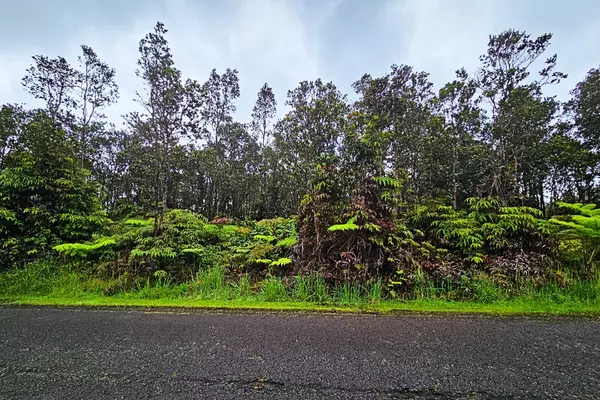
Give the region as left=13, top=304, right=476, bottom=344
left=1, top=0, right=599, bottom=123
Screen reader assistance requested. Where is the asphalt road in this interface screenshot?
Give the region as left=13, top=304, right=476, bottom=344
left=0, top=307, right=599, bottom=399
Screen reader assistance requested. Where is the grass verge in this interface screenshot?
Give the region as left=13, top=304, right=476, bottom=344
left=2, top=294, right=600, bottom=316
left=2, top=262, right=600, bottom=316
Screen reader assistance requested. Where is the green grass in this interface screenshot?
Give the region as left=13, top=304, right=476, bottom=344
left=2, top=294, right=600, bottom=316
left=1, top=261, right=600, bottom=316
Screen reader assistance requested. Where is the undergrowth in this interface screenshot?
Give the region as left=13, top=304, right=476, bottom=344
left=2, top=261, right=599, bottom=311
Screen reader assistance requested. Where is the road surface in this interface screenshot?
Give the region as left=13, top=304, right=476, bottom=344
left=0, top=307, right=598, bottom=399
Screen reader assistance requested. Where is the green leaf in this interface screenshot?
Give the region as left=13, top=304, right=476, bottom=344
left=270, top=257, right=292, bottom=267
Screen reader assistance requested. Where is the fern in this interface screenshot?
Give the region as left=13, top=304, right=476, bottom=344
left=221, top=225, right=239, bottom=236
left=54, top=238, right=116, bottom=257
left=270, top=257, right=292, bottom=267
left=275, top=236, right=298, bottom=248
left=0, top=208, right=16, bottom=222
left=328, top=217, right=359, bottom=232
left=363, top=223, right=381, bottom=232
left=556, top=202, right=600, bottom=217
left=180, top=248, right=205, bottom=256
left=254, top=234, right=277, bottom=242
left=131, top=247, right=177, bottom=259
left=373, top=176, right=401, bottom=188
left=124, top=218, right=154, bottom=226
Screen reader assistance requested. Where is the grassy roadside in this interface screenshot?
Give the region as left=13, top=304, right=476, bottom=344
left=2, top=262, right=600, bottom=316
left=2, top=294, right=600, bottom=316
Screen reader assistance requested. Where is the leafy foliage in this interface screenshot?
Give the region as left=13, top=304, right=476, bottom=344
left=54, top=238, right=116, bottom=257
left=549, top=202, right=600, bottom=275
left=2, top=23, right=600, bottom=299
left=0, top=109, right=108, bottom=269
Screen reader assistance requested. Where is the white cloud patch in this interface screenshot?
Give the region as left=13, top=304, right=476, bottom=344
left=1, top=0, right=598, bottom=124
left=383, top=0, right=600, bottom=100
left=0, top=0, right=321, bottom=124
left=384, top=0, right=499, bottom=87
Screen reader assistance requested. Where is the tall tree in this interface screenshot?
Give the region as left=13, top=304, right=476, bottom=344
left=75, top=45, right=119, bottom=166
left=473, top=30, right=566, bottom=204
left=557, top=65, right=600, bottom=202
left=201, top=68, right=240, bottom=144
left=568, top=66, right=600, bottom=152
left=353, top=65, right=437, bottom=201
left=0, top=109, right=107, bottom=269
left=275, top=79, right=349, bottom=212
left=21, top=55, right=77, bottom=125
left=438, top=69, right=485, bottom=208
left=251, top=83, right=277, bottom=146
left=126, top=21, right=199, bottom=231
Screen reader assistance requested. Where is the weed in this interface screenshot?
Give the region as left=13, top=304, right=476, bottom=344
left=191, top=266, right=231, bottom=300
left=292, top=272, right=330, bottom=303
left=333, top=281, right=362, bottom=304
left=233, top=274, right=253, bottom=299
left=366, top=280, right=384, bottom=303
left=259, top=277, right=288, bottom=301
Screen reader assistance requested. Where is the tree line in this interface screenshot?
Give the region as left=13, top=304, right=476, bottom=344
left=3, top=22, right=599, bottom=228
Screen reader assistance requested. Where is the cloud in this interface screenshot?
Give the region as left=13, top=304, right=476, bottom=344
left=382, top=0, right=600, bottom=100
left=1, top=0, right=598, bottom=125
left=0, top=0, right=321, bottom=124
left=383, top=0, right=498, bottom=87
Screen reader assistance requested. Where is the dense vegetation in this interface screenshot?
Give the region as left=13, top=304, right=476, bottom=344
left=1, top=23, right=600, bottom=308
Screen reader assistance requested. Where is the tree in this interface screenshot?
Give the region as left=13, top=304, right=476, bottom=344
left=353, top=65, right=438, bottom=201
left=0, top=104, right=24, bottom=167
left=569, top=67, right=600, bottom=151
left=21, top=55, right=77, bottom=124
left=437, top=70, right=485, bottom=208
left=126, top=21, right=199, bottom=232
left=274, top=79, right=349, bottom=212
left=200, top=68, right=240, bottom=144
left=21, top=46, right=119, bottom=169
left=560, top=66, right=600, bottom=202
left=0, top=109, right=107, bottom=269
left=74, top=45, right=119, bottom=166
left=251, top=83, right=277, bottom=146
left=473, top=30, right=566, bottom=204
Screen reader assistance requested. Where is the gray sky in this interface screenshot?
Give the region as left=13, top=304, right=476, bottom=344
left=1, top=0, right=599, bottom=123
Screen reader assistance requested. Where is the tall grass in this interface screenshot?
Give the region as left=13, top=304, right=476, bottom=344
left=333, top=281, right=362, bottom=304
left=259, top=277, right=288, bottom=301
left=366, top=280, right=384, bottom=303
left=292, top=273, right=330, bottom=302
left=135, top=276, right=187, bottom=299
left=233, top=274, right=253, bottom=299
left=0, top=261, right=80, bottom=297
left=191, top=266, right=231, bottom=300
left=2, top=261, right=600, bottom=310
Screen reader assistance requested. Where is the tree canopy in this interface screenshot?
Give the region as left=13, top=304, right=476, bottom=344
left=2, top=23, right=600, bottom=273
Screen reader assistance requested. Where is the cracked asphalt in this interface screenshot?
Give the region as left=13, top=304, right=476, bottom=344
left=0, top=307, right=599, bottom=399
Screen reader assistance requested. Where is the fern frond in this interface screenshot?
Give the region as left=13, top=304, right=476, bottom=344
left=373, top=176, right=401, bottom=188
left=254, top=235, right=277, bottom=243
left=276, top=236, right=298, bottom=248
left=124, top=218, right=154, bottom=226
left=270, top=257, right=292, bottom=267
left=328, top=220, right=359, bottom=232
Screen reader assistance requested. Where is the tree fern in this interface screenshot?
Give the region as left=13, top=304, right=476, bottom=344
left=180, top=248, right=205, bottom=256
left=54, top=238, right=116, bottom=257
left=270, top=257, right=292, bottom=267
left=275, top=235, right=298, bottom=248
left=254, top=234, right=277, bottom=242
left=328, top=217, right=359, bottom=232
left=130, top=247, right=177, bottom=259
left=124, top=218, right=154, bottom=226
left=373, top=176, right=401, bottom=188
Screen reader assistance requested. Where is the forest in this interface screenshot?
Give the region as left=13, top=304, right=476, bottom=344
left=1, top=22, right=599, bottom=309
